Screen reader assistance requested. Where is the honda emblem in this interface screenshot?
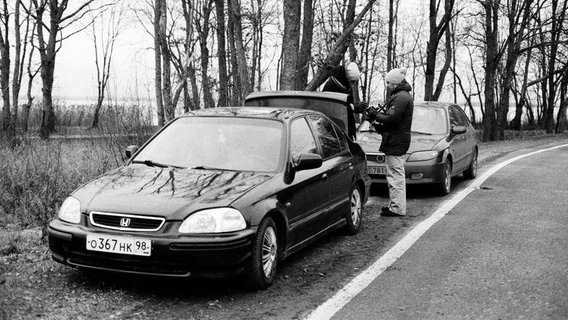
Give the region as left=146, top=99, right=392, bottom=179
left=120, top=218, right=131, bottom=227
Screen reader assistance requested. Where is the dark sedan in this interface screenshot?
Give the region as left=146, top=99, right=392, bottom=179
left=48, top=107, right=370, bottom=289
left=356, top=102, right=478, bottom=195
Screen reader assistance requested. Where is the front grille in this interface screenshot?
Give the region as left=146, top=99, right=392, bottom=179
left=90, top=212, right=165, bottom=232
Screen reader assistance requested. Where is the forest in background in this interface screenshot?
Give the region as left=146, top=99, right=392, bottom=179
left=0, top=0, right=566, bottom=143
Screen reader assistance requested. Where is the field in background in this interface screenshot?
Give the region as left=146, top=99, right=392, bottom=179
left=1, top=102, right=156, bottom=231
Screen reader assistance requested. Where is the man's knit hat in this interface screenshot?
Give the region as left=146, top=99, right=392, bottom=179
left=385, top=68, right=407, bottom=85
left=345, top=62, right=361, bottom=81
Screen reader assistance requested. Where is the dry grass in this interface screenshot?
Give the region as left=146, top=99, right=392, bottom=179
left=1, top=102, right=156, bottom=229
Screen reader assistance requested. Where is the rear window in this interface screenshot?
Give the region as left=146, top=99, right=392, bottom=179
left=245, top=97, right=348, bottom=133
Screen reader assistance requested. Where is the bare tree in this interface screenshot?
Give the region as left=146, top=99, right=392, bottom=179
left=495, top=0, right=538, bottom=138
left=279, top=0, right=301, bottom=91
left=28, top=0, right=100, bottom=139
left=424, top=0, right=455, bottom=101
left=296, top=0, right=314, bottom=90
left=306, top=0, right=378, bottom=91
left=90, top=3, right=123, bottom=128
left=157, top=0, right=173, bottom=120
left=478, top=0, right=500, bottom=142
left=214, top=0, right=228, bottom=106
left=0, top=0, right=10, bottom=133
left=152, top=0, right=165, bottom=125
left=543, top=0, right=567, bottom=133
left=227, top=0, right=250, bottom=103
left=194, top=0, right=214, bottom=108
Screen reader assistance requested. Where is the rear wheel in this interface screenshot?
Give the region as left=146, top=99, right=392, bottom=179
left=463, top=149, right=478, bottom=179
left=438, top=159, right=452, bottom=195
left=345, top=185, right=362, bottom=235
left=245, top=217, right=278, bottom=290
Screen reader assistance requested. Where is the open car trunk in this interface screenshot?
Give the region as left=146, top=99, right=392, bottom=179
left=245, top=91, right=356, bottom=139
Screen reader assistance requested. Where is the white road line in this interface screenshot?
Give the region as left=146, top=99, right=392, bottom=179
left=304, top=143, right=568, bottom=320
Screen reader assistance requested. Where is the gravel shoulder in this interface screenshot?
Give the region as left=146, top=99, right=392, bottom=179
left=1, top=132, right=567, bottom=320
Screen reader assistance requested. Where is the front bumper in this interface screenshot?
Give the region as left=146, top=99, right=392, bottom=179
left=366, top=156, right=445, bottom=185
left=48, top=218, right=256, bottom=278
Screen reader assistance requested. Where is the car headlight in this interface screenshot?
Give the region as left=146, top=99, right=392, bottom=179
left=179, top=208, right=247, bottom=233
left=407, top=150, right=439, bottom=162
left=58, top=197, right=81, bottom=224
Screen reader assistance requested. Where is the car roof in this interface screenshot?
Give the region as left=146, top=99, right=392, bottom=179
left=245, top=90, right=349, bottom=104
left=181, top=106, right=320, bottom=121
left=414, top=101, right=457, bottom=109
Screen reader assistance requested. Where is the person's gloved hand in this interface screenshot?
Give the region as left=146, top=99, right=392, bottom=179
left=366, top=106, right=379, bottom=122
left=353, top=101, right=368, bottom=114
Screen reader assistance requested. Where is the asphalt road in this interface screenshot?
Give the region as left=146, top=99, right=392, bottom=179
left=327, top=145, right=568, bottom=319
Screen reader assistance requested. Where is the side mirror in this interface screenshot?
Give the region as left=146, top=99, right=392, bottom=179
left=451, top=126, right=467, bottom=135
left=293, top=153, right=323, bottom=172
left=125, top=145, right=139, bottom=159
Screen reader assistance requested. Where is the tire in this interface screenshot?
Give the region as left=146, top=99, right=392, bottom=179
left=245, top=217, right=278, bottom=290
left=438, top=159, right=452, bottom=196
left=345, top=185, right=363, bottom=235
left=463, top=148, right=478, bottom=179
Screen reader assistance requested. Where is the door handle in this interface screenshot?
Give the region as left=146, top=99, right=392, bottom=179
left=322, top=173, right=328, bottom=181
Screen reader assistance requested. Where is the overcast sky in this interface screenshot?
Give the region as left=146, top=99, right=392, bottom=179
left=50, top=0, right=424, bottom=104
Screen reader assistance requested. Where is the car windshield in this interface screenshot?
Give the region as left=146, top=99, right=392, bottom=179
left=357, top=105, right=448, bottom=135
left=412, top=105, right=448, bottom=135
left=133, top=117, right=284, bottom=172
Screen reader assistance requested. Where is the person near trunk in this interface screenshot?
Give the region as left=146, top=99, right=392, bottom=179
left=322, top=62, right=366, bottom=140
left=367, top=68, right=414, bottom=216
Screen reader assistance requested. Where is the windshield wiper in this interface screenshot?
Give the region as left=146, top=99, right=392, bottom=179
left=411, top=131, right=433, bottom=135
left=191, top=165, right=239, bottom=171
left=132, top=160, right=185, bottom=169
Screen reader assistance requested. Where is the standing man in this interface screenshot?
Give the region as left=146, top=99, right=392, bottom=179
left=368, top=68, right=413, bottom=216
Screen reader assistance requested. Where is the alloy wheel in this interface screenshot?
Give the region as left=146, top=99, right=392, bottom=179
left=262, top=226, right=277, bottom=278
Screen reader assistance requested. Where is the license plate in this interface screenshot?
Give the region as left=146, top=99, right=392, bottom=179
left=86, top=234, right=151, bottom=256
left=368, top=166, right=387, bottom=175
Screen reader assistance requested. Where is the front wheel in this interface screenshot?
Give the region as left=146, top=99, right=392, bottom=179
left=245, top=217, right=278, bottom=290
left=345, top=185, right=363, bottom=235
left=463, top=148, right=478, bottom=179
left=438, top=159, right=452, bottom=196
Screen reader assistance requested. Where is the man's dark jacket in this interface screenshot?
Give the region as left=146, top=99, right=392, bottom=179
left=376, top=80, right=413, bottom=156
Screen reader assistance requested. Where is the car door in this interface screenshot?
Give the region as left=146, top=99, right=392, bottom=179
left=448, top=105, right=469, bottom=172
left=454, top=106, right=477, bottom=168
left=284, top=116, right=330, bottom=248
left=307, top=115, right=353, bottom=227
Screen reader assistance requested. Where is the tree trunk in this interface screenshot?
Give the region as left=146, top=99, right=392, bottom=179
left=424, top=0, right=454, bottom=101
left=387, top=0, right=394, bottom=72
left=279, top=0, right=301, bottom=90
left=296, top=0, right=314, bottom=90
left=511, top=46, right=533, bottom=130
left=153, top=0, right=165, bottom=126
left=346, top=0, right=357, bottom=62
left=544, top=0, right=566, bottom=133
left=22, top=43, right=37, bottom=132
left=227, top=1, right=239, bottom=105
left=432, top=24, right=452, bottom=101
left=0, top=0, right=11, bottom=133
left=188, top=62, right=199, bottom=110
left=10, top=0, right=24, bottom=139
left=481, top=0, right=499, bottom=142
left=157, top=0, right=173, bottom=120
left=229, top=0, right=250, bottom=102
left=197, top=0, right=214, bottom=109
left=214, top=0, right=229, bottom=107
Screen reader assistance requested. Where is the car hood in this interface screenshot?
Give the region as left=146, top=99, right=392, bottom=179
left=356, top=131, right=446, bottom=153
left=72, top=165, right=273, bottom=220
